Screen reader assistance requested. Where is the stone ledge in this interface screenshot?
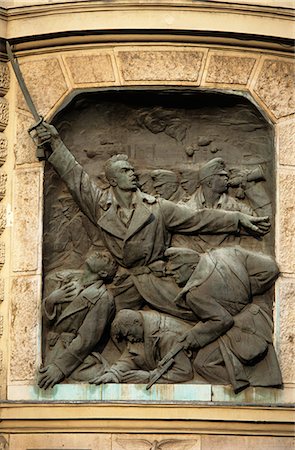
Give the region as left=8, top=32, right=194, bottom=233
left=7, top=383, right=294, bottom=404
left=0, top=401, right=294, bottom=436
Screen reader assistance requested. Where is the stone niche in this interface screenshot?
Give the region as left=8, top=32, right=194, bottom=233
left=36, top=88, right=282, bottom=400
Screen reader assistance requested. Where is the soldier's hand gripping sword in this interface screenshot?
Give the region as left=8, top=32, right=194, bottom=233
left=6, top=41, right=51, bottom=160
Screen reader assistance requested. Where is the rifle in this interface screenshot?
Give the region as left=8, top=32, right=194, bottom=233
left=6, top=41, right=50, bottom=160
left=146, top=341, right=185, bottom=390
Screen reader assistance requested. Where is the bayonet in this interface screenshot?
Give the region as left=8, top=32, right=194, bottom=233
left=146, top=341, right=185, bottom=390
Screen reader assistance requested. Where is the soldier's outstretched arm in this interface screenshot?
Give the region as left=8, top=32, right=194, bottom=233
left=160, top=199, right=270, bottom=237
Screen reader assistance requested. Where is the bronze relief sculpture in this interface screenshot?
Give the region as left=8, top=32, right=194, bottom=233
left=34, top=91, right=281, bottom=392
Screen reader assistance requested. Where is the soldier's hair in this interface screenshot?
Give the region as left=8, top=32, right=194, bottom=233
left=111, top=309, right=143, bottom=343
left=104, top=154, right=129, bottom=182
left=86, top=251, right=118, bottom=282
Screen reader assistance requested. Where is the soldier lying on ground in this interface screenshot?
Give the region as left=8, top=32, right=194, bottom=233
left=90, top=309, right=194, bottom=385
left=38, top=252, right=117, bottom=389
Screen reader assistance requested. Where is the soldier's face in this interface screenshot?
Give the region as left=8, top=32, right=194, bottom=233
left=210, top=173, right=228, bottom=194
left=111, top=161, right=137, bottom=191
left=154, top=182, right=178, bottom=200
left=166, top=261, right=191, bottom=286
left=125, top=323, right=144, bottom=343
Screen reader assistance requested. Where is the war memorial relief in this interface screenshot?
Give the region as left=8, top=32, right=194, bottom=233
left=35, top=90, right=282, bottom=394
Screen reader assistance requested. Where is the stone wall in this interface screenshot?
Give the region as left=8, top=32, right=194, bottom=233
left=6, top=44, right=295, bottom=399
left=0, top=0, right=294, bottom=446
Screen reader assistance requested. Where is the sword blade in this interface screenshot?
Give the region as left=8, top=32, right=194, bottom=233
left=6, top=41, right=40, bottom=122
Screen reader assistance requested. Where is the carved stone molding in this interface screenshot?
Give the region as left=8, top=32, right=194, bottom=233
left=0, top=279, right=4, bottom=303
left=0, top=205, right=6, bottom=235
left=0, top=63, right=10, bottom=97
left=0, top=172, right=7, bottom=201
left=0, top=134, right=8, bottom=166
left=0, top=243, right=5, bottom=268
left=113, top=434, right=200, bottom=450
left=0, top=98, right=8, bottom=132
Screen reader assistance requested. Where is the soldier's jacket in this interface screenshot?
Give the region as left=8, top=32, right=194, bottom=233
left=175, top=246, right=279, bottom=360
left=44, top=279, right=115, bottom=377
left=108, top=310, right=194, bottom=384
left=49, top=142, right=243, bottom=270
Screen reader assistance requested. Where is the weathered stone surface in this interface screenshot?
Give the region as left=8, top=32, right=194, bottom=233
left=0, top=205, right=6, bottom=235
left=0, top=62, right=10, bottom=96
left=113, top=434, right=200, bottom=450
left=10, top=276, right=41, bottom=382
left=206, top=53, right=256, bottom=85
left=278, top=171, right=295, bottom=273
left=0, top=242, right=5, bottom=267
left=201, top=435, right=294, bottom=450
left=0, top=279, right=4, bottom=303
left=10, top=434, right=111, bottom=449
left=0, top=134, right=8, bottom=166
left=0, top=98, right=8, bottom=132
left=12, top=168, right=42, bottom=272
left=117, top=49, right=205, bottom=82
left=277, top=119, right=295, bottom=166
left=277, top=279, right=295, bottom=384
left=14, top=112, right=37, bottom=165
left=65, top=53, right=115, bottom=84
left=16, top=57, right=68, bottom=117
left=0, top=435, right=9, bottom=450
left=254, top=58, right=295, bottom=119
left=0, top=171, right=7, bottom=200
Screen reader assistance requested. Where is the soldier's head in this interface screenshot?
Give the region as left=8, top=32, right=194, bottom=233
left=84, top=251, right=118, bottom=283
left=111, top=309, right=144, bottom=344
left=165, top=247, right=200, bottom=286
left=199, top=158, right=228, bottom=194
left=104, top=154, right=137, bottom=191
left=58, top=192, right=79, bottom=219
left=152, top=169, right=179, bottom=200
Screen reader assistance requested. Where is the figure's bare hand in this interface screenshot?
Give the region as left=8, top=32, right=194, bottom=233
left=38, top=364, right=64, bottom=389
left=45, top=282, right=76, bottom=306
left=238, top=214, right=271, bottom=236
left=32, top=121, right=61, bottom=150
left=178, top=331, right=199, bottom=350
left=122, top=370, right=150, bottom=383
left=89, top=372, right=118, bottom=385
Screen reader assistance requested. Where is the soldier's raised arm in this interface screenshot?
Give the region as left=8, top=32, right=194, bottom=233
left=34, top=121, right=103, bottom=226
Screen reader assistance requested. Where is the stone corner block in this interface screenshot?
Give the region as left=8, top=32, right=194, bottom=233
left=253, top=58, right=295, bottom=119
left=205, top=51, right=257, bottom=85
left=12, top=168, right=42, bottom=273
left=64, top=52, right=115, bottom=85
left=277, top=118, right=295, bottom=166
left=14, top=112, right=38, bottom=165
left=10, top=276, right=41, bottom=382
left=16, top=57, right=69, bottom=117
left=277, top=170, right=295, bottom=274
left=277, top=279, right=295, bottom=384
left=116, top=48, right=206, bottom=84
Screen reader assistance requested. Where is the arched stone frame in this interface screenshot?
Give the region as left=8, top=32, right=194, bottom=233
left=7, top=43, right=295, bottom=402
